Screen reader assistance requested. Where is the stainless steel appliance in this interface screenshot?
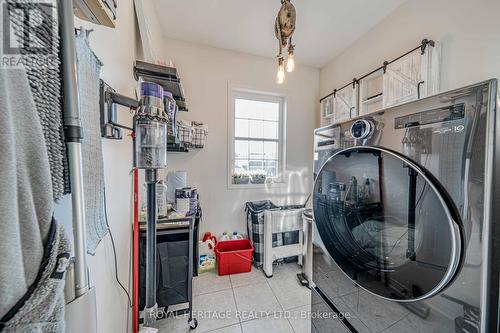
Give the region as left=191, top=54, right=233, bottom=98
left=311, top=80, right=500, bottom=333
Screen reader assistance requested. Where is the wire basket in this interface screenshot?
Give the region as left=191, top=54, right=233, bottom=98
left=177, top=120, right=192, bottom=147
left=192, top=123, right=208, bottom=148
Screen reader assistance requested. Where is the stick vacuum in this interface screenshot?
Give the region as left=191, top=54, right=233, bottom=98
left=133, top=82, right=168, bottom=328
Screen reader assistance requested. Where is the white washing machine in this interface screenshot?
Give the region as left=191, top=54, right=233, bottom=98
left=311, top=80, right=500, bottom=333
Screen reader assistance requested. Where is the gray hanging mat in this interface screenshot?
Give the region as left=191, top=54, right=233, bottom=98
left=75, top=31, right=108, bottom=254
left=8, top=0, right=68, bottom=200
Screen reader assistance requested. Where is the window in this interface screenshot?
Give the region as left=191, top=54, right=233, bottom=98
left=229, top=89, right=285, bottom=186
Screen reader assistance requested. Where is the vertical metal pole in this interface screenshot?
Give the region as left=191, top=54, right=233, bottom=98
left=187, top=217, right=194, bottom=324
left=144, top=169, right=158, bottom=327
left=133, top=167, right=139, bottom=333
left=406, top=168, right=417, bottom=262
left=58, top=0, right=89, bottom=298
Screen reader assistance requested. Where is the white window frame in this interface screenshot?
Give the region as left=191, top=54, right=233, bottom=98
left=227, top=87, right=286, bottom=189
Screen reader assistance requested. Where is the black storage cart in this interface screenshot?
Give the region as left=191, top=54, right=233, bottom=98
left=138, top=210, right=201, bottom=329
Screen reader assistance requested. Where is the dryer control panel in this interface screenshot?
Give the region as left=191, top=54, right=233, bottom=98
left=394, top=103, right=465, bottom=129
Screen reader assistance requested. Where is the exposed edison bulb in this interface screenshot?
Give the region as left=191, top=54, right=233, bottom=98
left=286, top=44, right=295, bottom=72
left=276, top=66, right=285, bottom=84
left=276, top=57, right=285, bottom=84
left=286, top=52, right=295, bottom=72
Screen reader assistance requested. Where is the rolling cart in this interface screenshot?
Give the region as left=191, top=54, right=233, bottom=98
left=138, top=212, right=200, bottom=330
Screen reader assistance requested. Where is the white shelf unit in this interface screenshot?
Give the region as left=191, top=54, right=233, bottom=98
left=320, top=83, right=359, bottom=126
left=320, top=96, right=335, bottom=127
left=334, top=84, right=359, bottom=123
left=359, top=69, right=384, bottom=116
left=382, top=42, right=441, bottom=109
left=320, top=40, right=441, bottom=124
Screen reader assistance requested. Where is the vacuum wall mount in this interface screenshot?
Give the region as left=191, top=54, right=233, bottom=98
left=99, top=79, right=139, bottom=139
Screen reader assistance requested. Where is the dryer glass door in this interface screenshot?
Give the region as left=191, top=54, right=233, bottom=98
left=313, top=147, right=463, bottom=302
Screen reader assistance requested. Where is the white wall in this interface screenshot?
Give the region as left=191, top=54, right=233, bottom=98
left=59, top=1, right=140, bottom=332
left=158, top=37, right=319, bottom=237
left=320, top=0, right=500, bottom=100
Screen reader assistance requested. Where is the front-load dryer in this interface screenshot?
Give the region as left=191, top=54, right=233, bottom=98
left=311, top=80, right=500, bottom=333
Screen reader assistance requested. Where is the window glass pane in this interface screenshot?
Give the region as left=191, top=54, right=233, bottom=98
left=234, top=159, right=249, bottom=172
left=235, top=99, right=264, bottom=119
left=249, top=141, right=264, bottom=159
left=261, top=102, right=279, bottom=121
left=264, top=160, right=277, bottom=177
left=233, top=92, right=283, bottom=184
left=235, top=119, right=249, bottom=137
left=235, top=98, right=279, bottom=121
left=249, top=160, right=264, bottom=171
left=264, top=141, right=278, bottom=159
left=249, top=120, right=264, bottom=138
left=235, top=140, right=249, bottom=159
left=263, top=121, right=278, bottom=139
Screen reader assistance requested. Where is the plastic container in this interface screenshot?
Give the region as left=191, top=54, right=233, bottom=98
left=220, top=232, right=230, bottom=241
left=231, top=232, right=243, bottom=240
left=134, top=82, right=168, bottom=169
left=199, top=232, right=217, bottom=273
left=189, top=188, right=198, bottom=215
left=163, top=91, right=177, bottom=122
left=199, top=241, right=216, bottom=273
left=135, top=119, right=167, bottom=169
left=202, top=232, right=217, bottom=246
left=141, top=181, right=168, bottom=218
left=215, top=240, right=254, bottom=276
left=175, top=187, right=194, bottom=213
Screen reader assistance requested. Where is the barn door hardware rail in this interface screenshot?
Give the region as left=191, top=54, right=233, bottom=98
left=320, top=39, right=435, bottom=102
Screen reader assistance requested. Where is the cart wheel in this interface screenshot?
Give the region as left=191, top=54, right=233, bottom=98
left=297, top=273, right=309, bottom=286
left=189, top=318, right=198, bottom=330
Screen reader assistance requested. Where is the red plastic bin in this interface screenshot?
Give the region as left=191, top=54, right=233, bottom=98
left=215, top=240, right=254, bottom=276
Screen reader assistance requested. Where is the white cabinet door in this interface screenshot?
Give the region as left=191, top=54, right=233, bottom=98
left=382, top=49, right=422, bottom=108
left=334, top=84, right=358, bottom=123
left=383, top=42, right=440, bottom=108
left=421, top=42, right=441, bottom=98
left=320, top=96, right=334, bottom=127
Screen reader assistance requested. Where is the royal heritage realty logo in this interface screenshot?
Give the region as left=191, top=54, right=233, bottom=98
left=1, top=0, right=58, bottom=69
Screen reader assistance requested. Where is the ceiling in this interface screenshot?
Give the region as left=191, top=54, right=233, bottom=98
left=152, top=0, right=405, bottom=68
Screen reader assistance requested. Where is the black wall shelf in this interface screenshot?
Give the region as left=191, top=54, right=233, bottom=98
left=134, top=60, right=189, bottom=112
left=167, top=142, right=189, bottom=153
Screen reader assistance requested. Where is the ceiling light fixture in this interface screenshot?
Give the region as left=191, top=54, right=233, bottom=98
left=275, top=0, right=296, bottom=84
left=276, top=56, right=285, bottom=84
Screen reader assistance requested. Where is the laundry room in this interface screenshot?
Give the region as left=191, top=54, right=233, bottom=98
left=1, top=0, right=500, bottom=333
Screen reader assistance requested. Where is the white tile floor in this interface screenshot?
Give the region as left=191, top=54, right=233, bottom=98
left=158, top=262, right=311, bottom=333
